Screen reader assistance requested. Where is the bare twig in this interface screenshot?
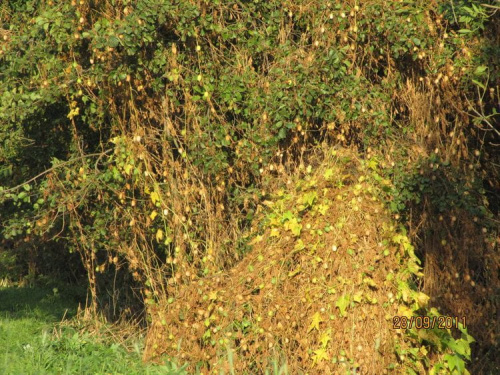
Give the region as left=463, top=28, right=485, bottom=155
left=465, top=97, right=500, bottom=137
left=0, top=148, right=113, bottom=195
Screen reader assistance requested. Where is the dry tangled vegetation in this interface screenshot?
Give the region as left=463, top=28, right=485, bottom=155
left=141, top=148, right=463, bottom=374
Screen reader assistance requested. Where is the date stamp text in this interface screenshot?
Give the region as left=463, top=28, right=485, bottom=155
left=393, top=316, right=466, bottom=330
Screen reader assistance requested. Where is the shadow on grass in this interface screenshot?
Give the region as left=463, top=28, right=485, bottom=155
left=0, top=284, right=85, bottom=321
left=0, top=284, right=187, bottom=375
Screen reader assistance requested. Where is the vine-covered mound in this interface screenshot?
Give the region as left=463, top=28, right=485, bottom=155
left=144, top=149, right=472, bottom=374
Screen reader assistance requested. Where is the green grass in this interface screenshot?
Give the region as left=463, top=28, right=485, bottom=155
left=0, top=284, right=186, bottom=375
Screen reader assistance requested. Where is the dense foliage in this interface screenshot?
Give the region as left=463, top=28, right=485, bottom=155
left=1, top=0, right=498, bottom=373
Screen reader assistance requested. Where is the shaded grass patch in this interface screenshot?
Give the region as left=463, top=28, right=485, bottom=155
left=0, top=285, right=186, bottom=375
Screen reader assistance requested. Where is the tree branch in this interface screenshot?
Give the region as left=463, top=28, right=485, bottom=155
left=0, top=148, right=113, bottom=195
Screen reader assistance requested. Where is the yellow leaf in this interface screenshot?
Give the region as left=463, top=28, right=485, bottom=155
left=323, top=168, right=334, bottom=180
left=312, top=347, right=329, bottom=365
left=317, top=204, right=329, bottom=215
left=270, top=228, right=280, bottom=237
left=283, top=217, right=302, bottom=236
left=365, top=296, right=378, bottom=304
left=150, top=210, right=158, bottom=220
left=335, top=295, right=350, bottom=316
left=319, top=329, right=331, bottom=348
left=124, top=164, right=133, bottom=175
left=400, top=281, right=411, bottom=302
left=308, top=312, right=323, bottom=332
left=397, top=305, right=413, bottom=319
left=268, top=216, right=281, bottom=227
left=353, top=292, right=363, bottom=303
left=156, top=229, right=164, bottom=242
left=416, top=292, right=430, bottom=308
left=150, top=191, right=160, bottom=205
left=67, top=107, right=80, bottom=120
left=363, top=277, right=377, bottom=288
left=208, top=291, right=217, bottom=301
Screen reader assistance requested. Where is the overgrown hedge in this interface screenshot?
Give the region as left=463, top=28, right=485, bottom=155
left=1, top=0, right=498, bottom=372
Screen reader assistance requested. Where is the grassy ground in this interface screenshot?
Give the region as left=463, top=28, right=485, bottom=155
left=0, top=283, right=186, bottom=375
